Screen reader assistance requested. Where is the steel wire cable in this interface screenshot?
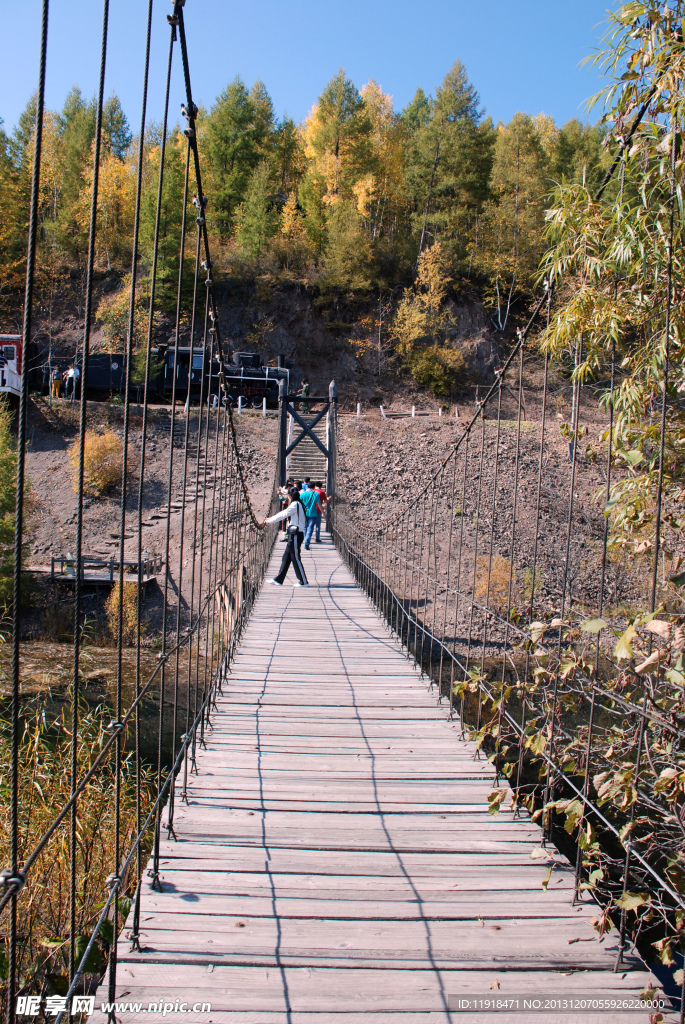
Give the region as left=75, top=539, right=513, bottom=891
left=200, top=388, right=225, bottom=736
left=478, top=376, right=504, bottom=683
left=159, top=134, right=191, bottom=764
left=438, top=452, right=459, bottom=691
left=495, top=340, right=526, bottom=782
left=193, top=334, right=219, bottom=741
left=184, top=294, right=210, bottom=780
left=69, top=0, right=110, bottom=999
left=116, top=0, right=154, bottom=957
left=464, top=411, right=487, bottom=722
left=428, top=476, right=441, bottom=682
left=7, top=1, right=49, bottom=1018
left=450, top=429, right=470, bottom=723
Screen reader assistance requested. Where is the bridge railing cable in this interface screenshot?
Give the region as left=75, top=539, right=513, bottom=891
left=1, top=2, right=277, bottom=1021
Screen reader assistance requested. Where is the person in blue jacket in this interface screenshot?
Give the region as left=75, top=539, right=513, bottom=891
left=300, top=485, right=320, bottom=549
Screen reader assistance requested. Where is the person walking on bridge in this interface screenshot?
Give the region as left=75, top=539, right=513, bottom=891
left=300, top=483, right=320, bottom=549
left=265, top=487, right=309, bottom=587
left=313, top=481, right=328, bottom=542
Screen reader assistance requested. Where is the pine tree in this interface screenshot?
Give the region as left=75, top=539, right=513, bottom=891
left=551, top=119, right=605, bottom=190
left=303, top=70, right=372, bottom=200
left=0, top=118, right=24, bottom=298
left=102, top=95, right=132, bottom=159
left=321, top=198, right=372, bottom=291
left=9, top=95, right=38, bottom=168
left=400, top=88, right=431, bottom=134
left=474, top=113, right=549, bottom=330
left=297, top=171, right=327, bottom=254
left=405, top=61, right=494, bottom=258
left=272, top=117, right=305, bottom=192
left=76, top=146, right=135, bottom=271
left=236, top=161, right=276, bottom=261
left=205, top=78, right=276, bottom=236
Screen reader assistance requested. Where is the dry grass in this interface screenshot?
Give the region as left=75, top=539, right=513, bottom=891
left=0, top=706, right=153, bottom=1003
left=39, top=602, right=73, bottom=642
left=104, top=581, right=140, bottom=645
left=67, top=430, right=126, bottom=497
left=475, top=554, right=516, bottom=613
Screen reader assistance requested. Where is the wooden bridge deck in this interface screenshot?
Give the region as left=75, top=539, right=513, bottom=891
left=91, top=538, right=663, bottom=1023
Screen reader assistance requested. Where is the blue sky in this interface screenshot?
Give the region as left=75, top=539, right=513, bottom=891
left=2, top=0, right=613, bottom=136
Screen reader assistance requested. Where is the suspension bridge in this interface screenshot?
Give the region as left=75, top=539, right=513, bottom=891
left=2, top=1, right=684, bottom=1023
left=86, top=539, right=656, bottom=1022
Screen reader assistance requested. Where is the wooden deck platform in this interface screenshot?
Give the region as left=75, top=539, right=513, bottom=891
left=91, top=539, right=667, bottom=1023
left=29, top=567, right=159, bottom=586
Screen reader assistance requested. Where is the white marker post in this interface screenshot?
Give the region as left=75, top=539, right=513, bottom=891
left=357, top=402, right=361, bottom=417
left=262, top=396, right=267, bottom=418
left=438, top=407, right=442, bottom=418
left=237, top=396, right=244, bottom=414
left=411, top=406, right=416, bottom=418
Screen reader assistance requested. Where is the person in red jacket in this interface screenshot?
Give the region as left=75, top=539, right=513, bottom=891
left=313, top=481, right=328, bottom=543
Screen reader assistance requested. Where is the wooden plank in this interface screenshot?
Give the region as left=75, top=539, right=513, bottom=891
left=156, top=847, right=549, bottom=873
left=93, top=962, right=657, bottom=1017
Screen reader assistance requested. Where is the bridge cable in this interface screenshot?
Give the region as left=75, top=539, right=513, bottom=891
left=116, top=0, right=154, bottom=960
left=70, top=0, right=110, bottom=1000
left=8, top=0, right=49, bottom=1019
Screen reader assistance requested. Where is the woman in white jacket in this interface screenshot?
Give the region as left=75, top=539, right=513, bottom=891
left=265, top=487, right=309, bottom=587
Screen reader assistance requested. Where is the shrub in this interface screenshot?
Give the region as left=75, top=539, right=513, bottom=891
left=104, top=580, right=140, bottom=644
left=68, top=430, right=125, bottom=497
left=409, top=346, right=465, bottom=398
left=475, top=555, right=516, bottom=614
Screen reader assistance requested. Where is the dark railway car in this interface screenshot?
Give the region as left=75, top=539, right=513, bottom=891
left=153, top=346, right=287, bottom=406
left=86, top=353, right=127, bottom=394
left=35, top=353, right=128, bottom=398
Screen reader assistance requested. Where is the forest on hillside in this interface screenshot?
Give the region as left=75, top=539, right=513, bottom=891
left=0, top=62, right=607, bottom=396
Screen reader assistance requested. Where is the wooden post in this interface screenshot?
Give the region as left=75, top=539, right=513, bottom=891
left=327, top=380, right=337, bottom=532
left=278, top=378, right=288, bottom=486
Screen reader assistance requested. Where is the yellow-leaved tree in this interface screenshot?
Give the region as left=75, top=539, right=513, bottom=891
left=390, top=242, right=465, bottom=397
left=275, top=193, right=313, bottom=273
left=356, top=81, right=405, bottom=239
left=76, top=146, right=136, bottom=271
